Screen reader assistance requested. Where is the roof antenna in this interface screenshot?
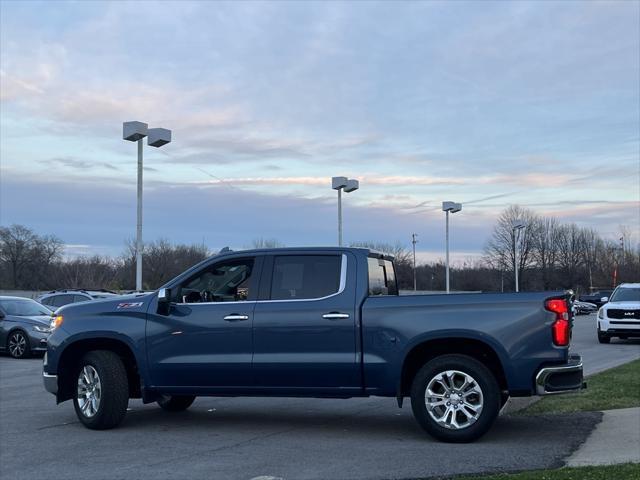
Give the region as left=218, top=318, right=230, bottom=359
left=219, top=246, right=232, bottom=253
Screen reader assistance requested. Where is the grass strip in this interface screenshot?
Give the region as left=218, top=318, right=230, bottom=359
left=448, top=463, right=640, bottom=480
left=521, top=358, right=640, bottom=415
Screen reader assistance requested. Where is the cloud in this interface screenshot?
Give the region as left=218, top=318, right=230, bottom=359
left=0, top=0, right=638, bottom=255
left=41, top=157, right=118, bottom=171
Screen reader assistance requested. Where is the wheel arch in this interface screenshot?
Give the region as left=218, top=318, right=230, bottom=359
left=56, top=337, right=142, bottom=403
left=398, top=335, right=510, bottom=398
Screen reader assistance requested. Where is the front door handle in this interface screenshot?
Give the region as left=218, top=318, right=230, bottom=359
left=322, top=313, right=350, bottom=320
left=223, top=314, right=249, bottom=322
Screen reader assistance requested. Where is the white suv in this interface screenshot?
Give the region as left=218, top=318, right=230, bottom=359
left=597, top=283, right=640, bottom=344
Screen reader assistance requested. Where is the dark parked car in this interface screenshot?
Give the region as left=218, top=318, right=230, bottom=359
left=578, top=290, right=613, bottom=308
left=37, top=289, right=119, bottom=310
left=573, top=300, right=597, bottom=315
left=43, top=247, right=583, bottom=442
left=0, top=296, right=53, bottom=359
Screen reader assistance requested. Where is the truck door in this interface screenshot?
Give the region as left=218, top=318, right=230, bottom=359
left=252, top=252, right=360, bottom=392
left=146, top=255, right=262, bottom=389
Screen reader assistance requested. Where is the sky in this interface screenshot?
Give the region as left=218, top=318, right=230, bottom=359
left=1, top=0, right=639, bottom=263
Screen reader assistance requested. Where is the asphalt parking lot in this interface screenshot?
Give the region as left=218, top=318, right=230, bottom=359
left=1, top=313, right=638, bottom=480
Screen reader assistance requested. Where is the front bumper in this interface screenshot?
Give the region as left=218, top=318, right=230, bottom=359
left=43, top=372, right=58, bottom=395
left=535, top=354, right=585, bottom=395
left=42, top=352, right=57, bottom=395
left=29, top=330, right=49, bottom=351
left=599, top=319, right=640, bottom=335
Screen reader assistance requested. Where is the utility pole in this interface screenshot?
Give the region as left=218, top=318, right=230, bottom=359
left=412, top=233, right=418, bottom=291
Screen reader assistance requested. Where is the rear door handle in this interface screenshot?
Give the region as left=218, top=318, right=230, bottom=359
left=223, top=314, right=249, bottom=322
left=322, top=313, right=350, bottom=320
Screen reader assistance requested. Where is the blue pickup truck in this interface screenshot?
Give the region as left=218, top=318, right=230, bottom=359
left=43, top=247, right=583, bottom=442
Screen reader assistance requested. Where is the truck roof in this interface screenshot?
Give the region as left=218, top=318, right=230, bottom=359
left=215, top=246, right=394, bottom=260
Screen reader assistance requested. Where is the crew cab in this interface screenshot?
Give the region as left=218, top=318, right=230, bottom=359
left=43, top=247, right=584, bottom=442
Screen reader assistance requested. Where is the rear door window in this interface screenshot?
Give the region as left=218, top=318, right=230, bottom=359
left=52, top=295, right=76, bottom=307
left=368, top=257, right=398, bottom=296
left=270, top=255, right=341, bottom=300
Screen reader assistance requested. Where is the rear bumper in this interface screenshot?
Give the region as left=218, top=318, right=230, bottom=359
left=535, top=354, right=585, bottom=395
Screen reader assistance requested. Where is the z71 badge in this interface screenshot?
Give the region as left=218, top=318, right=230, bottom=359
left=117, top=302, right=143, bottom=309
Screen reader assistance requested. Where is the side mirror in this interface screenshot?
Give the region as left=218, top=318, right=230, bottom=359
left=157, top=288, right=172, bottom=315
left=600, top=297, right=609, bottom=303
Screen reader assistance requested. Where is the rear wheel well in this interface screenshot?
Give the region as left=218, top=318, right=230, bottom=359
left=399, top=338, right=508, bottom=397
left=57, top=339, right=141, bottom=402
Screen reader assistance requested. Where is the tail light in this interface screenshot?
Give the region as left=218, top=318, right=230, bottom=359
left=545, top=299, right=570, bottom=346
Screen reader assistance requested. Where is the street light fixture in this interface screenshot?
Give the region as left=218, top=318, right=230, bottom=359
left=512, top=220, right=526, bottom=293
left=332, top=176, right=359, bottom=246
left=123, top=121, right=172, bottom=291
left=442, top=201, right=462, bottom=294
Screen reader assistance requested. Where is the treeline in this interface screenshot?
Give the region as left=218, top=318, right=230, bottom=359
left=0, top=227, right=287, bottom=291
left=350, top=205, right=638, bottom=294
left=0, top=206, right=637, bottom=293
left=0, top=225, right=210, bottom=291
left=482, top=206, right=638, bottom=293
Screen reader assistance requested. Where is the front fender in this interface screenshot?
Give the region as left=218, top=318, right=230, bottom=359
left=46, top=316, right=150, bottom=387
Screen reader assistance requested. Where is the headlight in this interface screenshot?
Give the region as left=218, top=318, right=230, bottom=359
left=33, top=325, right=52, bottom=333
left=598, top=309, right=604, bottom=319
left=50, top=314, right=64, bottom=330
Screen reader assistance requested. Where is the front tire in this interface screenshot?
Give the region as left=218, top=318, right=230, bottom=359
left=73, top=350, right=129, bottom=430
left=597, top=327, right=611, bottom=344
left=7, top=330, right=30, bottom=359
left=157, top=395, right=196, bottom=412
left=410, top=354, right=501, bottom=443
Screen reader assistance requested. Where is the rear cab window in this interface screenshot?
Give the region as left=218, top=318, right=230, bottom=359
left=368, top=257, right=398, bottom=296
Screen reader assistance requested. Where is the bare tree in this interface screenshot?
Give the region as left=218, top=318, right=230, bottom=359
left=0, top=225, right=63, bottom=289
left=484, top=206, right=538, bottom=290
left=249, top=238, right=285, bottom=249
left=554, top=224, right=586, bottom=289
left=531, top=217, right=561, bottom=290
left=580, top=228, right=601, bottom=293
left=143, top=239, right=209, bottom=288
left=55, top=256, right=120, bottom=290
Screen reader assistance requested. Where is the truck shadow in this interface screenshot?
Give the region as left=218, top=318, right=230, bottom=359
left=115, top=400, right=602, bottom=445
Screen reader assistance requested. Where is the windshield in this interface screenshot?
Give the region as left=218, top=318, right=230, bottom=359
left=0, top=298, right=52, bottom=316
left=609, top=288, right=640, bottom=303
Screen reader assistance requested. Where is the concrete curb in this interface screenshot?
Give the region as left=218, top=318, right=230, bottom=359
left=566, top=407, right=640, bottom=467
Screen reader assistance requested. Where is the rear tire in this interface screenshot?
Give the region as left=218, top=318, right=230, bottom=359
left=73, top=351, right=129, bottom=430
left=157, top=395, right=196, bottom=412
left=410, top=354, right=501, bottom=443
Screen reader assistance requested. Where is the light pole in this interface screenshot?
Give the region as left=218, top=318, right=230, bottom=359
left=412, top=233, right=418, bottom=291
left=442, top=201, right=462, bottom=293
left=331, top=176, right=359, bottom=246
left=512, top=220, right=526, bottom=292
left=123, top=122, right=172, bottom=291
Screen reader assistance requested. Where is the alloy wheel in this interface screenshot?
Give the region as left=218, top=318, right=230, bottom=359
left=77, top=365, right=102, bottom=418
left=8, top=332, right=27, bottom=358
left=425, top=369, right=484, bottom=430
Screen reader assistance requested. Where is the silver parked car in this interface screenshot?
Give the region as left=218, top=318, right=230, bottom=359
left=0, top=296, right=53, bottom=359
left=37, top=289, right=119, bottom=310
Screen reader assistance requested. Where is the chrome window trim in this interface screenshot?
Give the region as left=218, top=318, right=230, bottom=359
left=179, top=254, right=347, bottom=306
